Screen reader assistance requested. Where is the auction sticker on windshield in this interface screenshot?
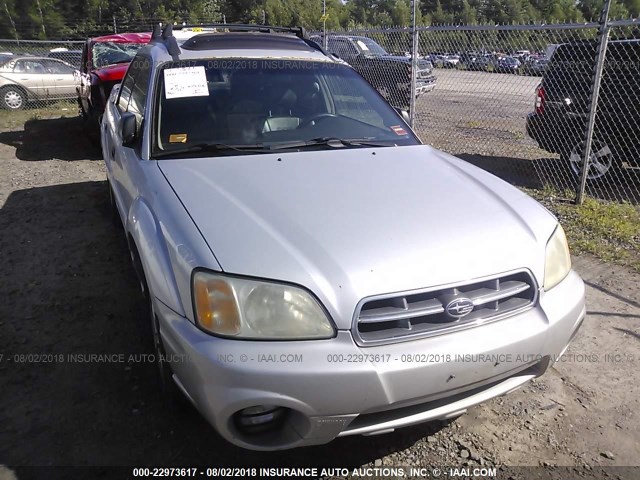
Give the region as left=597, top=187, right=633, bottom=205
left=164, top=66, right=209, bottom=99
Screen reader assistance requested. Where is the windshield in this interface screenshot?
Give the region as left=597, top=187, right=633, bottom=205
left=92, top=42, right=145, bottom=68
left=355, top=38, right=388, bottom=56
left=153, top=59, right=419, bottom=159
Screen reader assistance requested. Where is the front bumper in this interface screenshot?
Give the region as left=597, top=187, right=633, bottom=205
left=416, top=81, right=436, bottom=94
left=158, top=270, right=585, bottom=450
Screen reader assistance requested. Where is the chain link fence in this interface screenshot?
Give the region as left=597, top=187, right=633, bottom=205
left=0, top=40, right=83, bottom=112
left=319, top=20, right=640, bottom=205
left=0, top=20, right=638, bottom=205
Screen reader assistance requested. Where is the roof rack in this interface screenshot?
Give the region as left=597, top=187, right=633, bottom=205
left=172, top=23, right=307, bottom=40
left=149, top=23, right=320, bottom=59
left=150, top=23, right=182, bottom=60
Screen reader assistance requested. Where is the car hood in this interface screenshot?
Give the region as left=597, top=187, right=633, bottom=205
left=159, top=145, right=557, bottom=329
left=92, top=63, right=130, bottom=82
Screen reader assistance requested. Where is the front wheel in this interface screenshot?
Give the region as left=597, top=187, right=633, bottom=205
left=0, top=86, right=26, bottom=110
left=566, top=139, right=616, bottom=181
left=142, top=275, right=185, bottom=405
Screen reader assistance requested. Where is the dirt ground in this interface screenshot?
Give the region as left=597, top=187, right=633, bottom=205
left=0, top=112, right=639, bottom=479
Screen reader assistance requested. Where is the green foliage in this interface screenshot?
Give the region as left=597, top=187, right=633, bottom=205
left=0, top=0, right=635, bottom=39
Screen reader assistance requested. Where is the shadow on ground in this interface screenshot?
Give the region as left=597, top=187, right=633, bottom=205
left=458, top=153, right=640, bottom=205
left=0, top=181, right=446, bottom=469
left=0, top=116, right=101, bottom=161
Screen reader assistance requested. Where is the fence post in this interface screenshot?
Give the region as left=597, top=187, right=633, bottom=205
left=575, top=0, right=612, bottom=204
left=322, top=0, right=328, bottom=50
left=409, top=0, right=419, bottom=127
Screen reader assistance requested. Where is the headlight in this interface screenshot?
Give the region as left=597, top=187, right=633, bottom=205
left=192, top=270, right=335, bottom=340
left=544, top=225, right=571, bottom=290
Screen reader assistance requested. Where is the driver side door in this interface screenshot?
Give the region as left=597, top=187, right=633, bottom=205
left=103, top=56, right=151, bottom=221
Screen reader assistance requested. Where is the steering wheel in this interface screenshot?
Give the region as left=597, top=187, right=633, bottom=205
left=298, top=113, right=338, bottom=128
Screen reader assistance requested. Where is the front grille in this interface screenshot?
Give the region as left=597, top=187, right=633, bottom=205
left=354, top=270, right=537, bottom=346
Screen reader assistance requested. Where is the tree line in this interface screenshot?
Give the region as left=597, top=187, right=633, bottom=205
left=0, top=0, right=638, bottom=40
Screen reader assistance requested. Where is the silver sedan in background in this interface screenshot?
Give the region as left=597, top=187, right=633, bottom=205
left=0, top=56, right=79, bottom=109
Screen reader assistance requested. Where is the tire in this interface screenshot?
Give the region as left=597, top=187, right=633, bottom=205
left=148, top=294, right=181, bottom=401
left=0, top=86, right=26, bottom=110
left=83, top=109, right=101, bottom=147
left=133, top=253, right=185, bottom=405
left=565, top=139, right=617, bottom=181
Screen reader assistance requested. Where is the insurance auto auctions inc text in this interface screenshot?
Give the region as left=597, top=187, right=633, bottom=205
left=258, top=466, right=497, bottom=478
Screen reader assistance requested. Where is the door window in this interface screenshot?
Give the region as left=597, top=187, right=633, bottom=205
left=13, top=60, right=46, bottom=74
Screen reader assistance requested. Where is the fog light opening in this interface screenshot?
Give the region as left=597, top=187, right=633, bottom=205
left=233, top=405, right=289, bottom=435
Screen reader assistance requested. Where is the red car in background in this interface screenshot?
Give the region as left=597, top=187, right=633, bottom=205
left=77, top=32, right=151, bottom=131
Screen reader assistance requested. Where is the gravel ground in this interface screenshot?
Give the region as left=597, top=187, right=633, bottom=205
left=0, top=103, right=639, bottom=479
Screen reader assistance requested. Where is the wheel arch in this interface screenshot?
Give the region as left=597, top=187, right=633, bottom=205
left=125, top=197, right=185, bottom=317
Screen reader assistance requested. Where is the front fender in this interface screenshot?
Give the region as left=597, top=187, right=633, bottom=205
left=127, top=197, right=184, bottom=316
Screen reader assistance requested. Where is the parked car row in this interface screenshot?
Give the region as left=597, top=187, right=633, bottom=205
left=0, top=35, right=152, bottom=114
left=427, top=53, right=460, bottom=68
left=453, top=51, right=549, bottom=75
left=0, top=42, right=138, bottom=111
left=0, top=29, right=430, bottom=131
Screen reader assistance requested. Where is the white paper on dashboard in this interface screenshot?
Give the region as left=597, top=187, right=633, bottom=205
left=164, top=66, right=209, bottom=99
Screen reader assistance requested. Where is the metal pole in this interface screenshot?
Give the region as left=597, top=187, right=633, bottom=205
left=113, top=15, right=117, bottom=34
left=322, top=0, right=328, bottom=50
left=576, top=0, right=612, bottom=204
left=408, top=0, right=418, bottom=127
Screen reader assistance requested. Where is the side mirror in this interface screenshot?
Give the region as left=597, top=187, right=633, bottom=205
left=119, top=112, right=137, bottom=147
left=395, top=107, right=410, bottom=124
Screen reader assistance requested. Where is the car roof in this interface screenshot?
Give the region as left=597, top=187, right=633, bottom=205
left=146, top=29, right=336, bottom=63
left=49, top=50, right=82, bottom=54
left=6, top=56, right=68, bottom=62
left=0, top=56, right=75, bottom=69
left=90, top=32, right=151, bottom=44
left=181, top=32, right=317, bottom=52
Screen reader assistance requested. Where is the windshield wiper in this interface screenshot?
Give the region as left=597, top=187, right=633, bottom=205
left=153, top=138, right=396, bottom=159
left=265, top=137, right=396, bottom=150
left=153, top=142, right=268, bottom=159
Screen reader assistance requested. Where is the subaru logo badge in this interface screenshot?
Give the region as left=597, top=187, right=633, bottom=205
left=445, top=298, right=474, bottom=319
